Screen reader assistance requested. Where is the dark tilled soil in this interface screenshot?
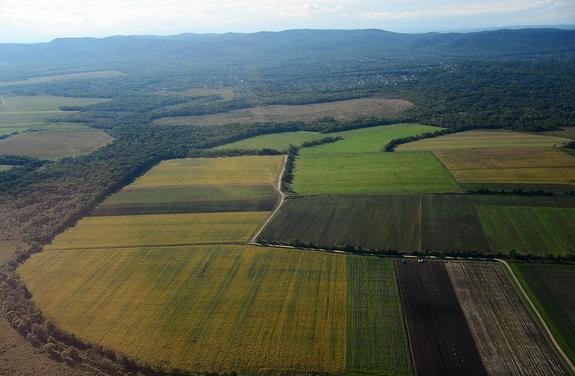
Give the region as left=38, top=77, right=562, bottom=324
left=395, top=260, right=487, bottom=376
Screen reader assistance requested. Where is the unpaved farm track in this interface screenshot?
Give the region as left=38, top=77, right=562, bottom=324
left=250, top=154, right=287, bottom=243
left=446, top=261, right=569, bottom=375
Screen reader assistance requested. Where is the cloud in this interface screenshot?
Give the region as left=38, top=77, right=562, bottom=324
left=362, top=0, right=565, bottom=20
left=0, top=0, right=572, bottom=42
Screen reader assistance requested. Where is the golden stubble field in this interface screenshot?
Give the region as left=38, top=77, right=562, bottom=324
left=20, top=245, right=348, bottom=374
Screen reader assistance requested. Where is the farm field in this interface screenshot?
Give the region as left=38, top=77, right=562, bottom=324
left=92, top=155, right=283, bottom=216
left=215, top=131, right=326, bottom=151
left=395, top=260, right=486, bottom=375
left=420, top=194, right=490, bottom=252
left=293, top=151, right=460, bottom=195
left=435, top=148, right=575, bottom=186
left=396, top=130, right=570, bottom=151
left=19, top=245, right=348, bottom=374
left=259, top=194, right=493, bottom=253
left=476, top=206, right=575, bottom=256
left=154, top=97, right=413, bottom=126
left=45, top=211, right=269, bottom=250
left=511, top=263, right=575, bottom=363
left=129, top=156, right=284, bottom=188
left=94, top=184, right=278, bottom=215
left=346, top=256, right=412, bottom=375
left=258, top=195, right=422, bottom=251
left=301, top=124, right=440, bottom=155
left=215, top=124, right=440, bottom=153
left=446, top=261, right=568, bottom=375
left=0, top=95, right=108, bottom=136
left=0, top=70, right=123, bottom=87
left=0, top=123, right=113, bottom=159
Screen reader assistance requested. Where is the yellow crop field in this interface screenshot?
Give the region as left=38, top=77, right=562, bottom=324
left=396, top=130, right=569, bottom=151
left=128, top=156, right=284, bottom=188
left=436, top=148, right=575, bottom=184
left=45, top=212, right=269, bottom=250
left=19, top=245, right=347, bottom=374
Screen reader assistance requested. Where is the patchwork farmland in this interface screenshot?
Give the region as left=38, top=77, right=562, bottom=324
left=13, top=122, right=575, bottom=375
left=395, top=261, right=487, bottom=375
left=0, top=95, right=107, bottom=136
left=283, top=124, right=460, bottom=195
left=258, top=194, right=501, bottom=255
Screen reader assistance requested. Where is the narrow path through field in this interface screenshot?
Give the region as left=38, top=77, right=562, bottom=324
left=250, top=154, right=287, bottom=243
left=496, top=258, right=575, bottom=374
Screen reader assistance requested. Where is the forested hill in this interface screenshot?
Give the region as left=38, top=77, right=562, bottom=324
left=1, top=28, right=574, bottom=79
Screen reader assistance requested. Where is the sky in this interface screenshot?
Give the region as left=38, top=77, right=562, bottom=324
left=0, top=0, right=574, bottom=43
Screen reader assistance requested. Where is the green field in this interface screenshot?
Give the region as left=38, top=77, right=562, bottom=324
left=259, top=195, right=422, bottom=251
left=477, top=206, right=575, bottom=256
left=511, top=263, right=575, bottom=364
left=293, top=151, right=461, bottom=195
left=347, top=256, right=412, bottom=375
left=215, top=131, right=326, bottom=151
left=259, top=194, right=490, bottom=253
left=0, top=95, right=108, bottom=136
left=420, top=195, right=490, bottom=252
left=94, top=185, right=278, bottom=215
left=0, top=123, right=113, bottom=159
left=19, top=245, right=348, bottom=374
left=45, top=212, right=269, bottom=250
left=302, top=124, right=441, bottom=155
left=396, top=130, right=570, bottom=151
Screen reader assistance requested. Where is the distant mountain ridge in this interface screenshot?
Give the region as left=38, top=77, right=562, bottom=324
left=1, top=28, right=574, bottom=80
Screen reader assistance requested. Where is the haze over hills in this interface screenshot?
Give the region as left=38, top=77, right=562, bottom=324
left=1, top=28, right=574, bottom=79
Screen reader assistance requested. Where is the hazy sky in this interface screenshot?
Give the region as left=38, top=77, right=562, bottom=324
left=0, top=0, right=574, bottom=43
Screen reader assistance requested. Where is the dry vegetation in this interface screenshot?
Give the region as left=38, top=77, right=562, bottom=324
left=154, top=97, right=413, bottom=126
left=129, top=156, right=284, bottom=188
left=436, top=148, right=575, bottom=185
left=446, top=261, right=568, bottom=375
left=396, top=130, right=570, bottom=151
left=0, top=71, right=123, bottom=87
left=0, top=123, right=113, bottom=159
left=19, top=245, right=348, bottom=374
left=45, top=211, right=269, bottom=250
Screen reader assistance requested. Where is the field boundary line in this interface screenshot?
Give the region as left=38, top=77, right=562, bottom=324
left=46, top=241, right=249, bottom=252
left=496, top=258, right=575, bottom=374
left=429, top=150, right=464, bottom=193
left=250, top=154, right=287, bottom=243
